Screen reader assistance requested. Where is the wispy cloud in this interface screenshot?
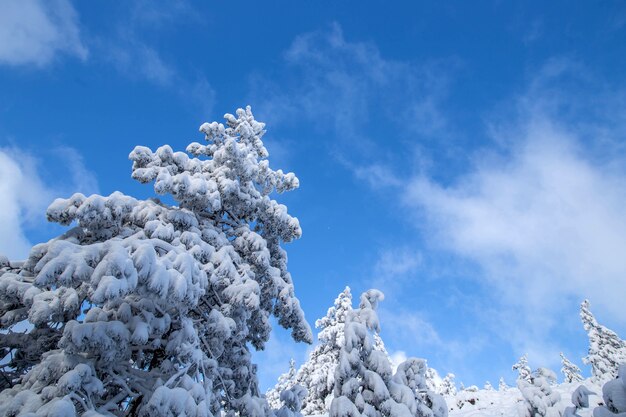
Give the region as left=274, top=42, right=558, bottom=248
left=0, top=0, right=87, bottom=67
left=250, top=23, right=457, bottom=163
left=0, top=146, right=99, bottom=260
left=402, top=59, right=626, bottom=366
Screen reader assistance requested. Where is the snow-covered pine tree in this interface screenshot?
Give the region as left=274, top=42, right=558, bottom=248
left=593, top=364, right=626, bottom=416
left=329, top=289, right=447, bottom=417
left=441, top=373, right=457, bottom=396
left=425, top=367, right=444, bottom=395
left=560, top=352, right=583, bottom=383
left=289, top=286, right=392, bottom=415
left=290, top=286, right=353, bottom=415
left=0, top=106, right=312, bottom=417
left=276, top=385, right=308, bottom=417
left=499, top=377, right=508, bottom=391
left=267, top=359, right=298, bottom=410
left=484, top=381, right=494, bottom=391
left=580, top=300, right=626, bottom=383
left=517, top=368, right=561, bottom=417
left=513, top=354, right=532, bottom=383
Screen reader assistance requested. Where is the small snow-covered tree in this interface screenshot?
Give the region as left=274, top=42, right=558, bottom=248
left=267, top=359, right=298, bottom=410
left=0, top=106, right=312, bottom=417
left=291, top=287, right=352, bottom=415
left=581, top=300, right=626, bottom=383
left=276, top=385, right=308, bottom=417
left=484, top=381, right=494, bottom=391
left=499, top=377, right=509, bottom=391
left=560, top=353, right=583, bottom=383
left=441, top=373, right=457, bottom=396
left=329, top=289, right=447, bottom=417
left=593, top=364, right=626, bottom=417
left=517, top=368, right=561, bottom=417
left=513, top=354, right=533, bottom=383
left=291, top=286, right=391, bottom=415
left=563, top=385, right=595, bottom=417
left=425, top=367, right=444, bottom=394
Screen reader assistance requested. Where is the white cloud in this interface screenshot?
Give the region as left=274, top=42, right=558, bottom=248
left=406, top=115, right=626, bottom=355
left=0, top=0, right=87, bottom=67
left=0, top=147, right=98, bottom=260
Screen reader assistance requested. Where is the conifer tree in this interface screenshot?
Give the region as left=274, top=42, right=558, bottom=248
left=267, top=359, right=298, bottom=410
left=329, top=290, right=447, bottom=417
left=498, top=377, right=508, bottom=391
left=441, top=373, right=457, bottom=396
left=0, top=107, right=312, bottom=417
left=560, top=352, right=583, bottom=383
left=580, top=300, right=626, bottom=382
left=513, top=354, right=532, bottom=383
left=517, top=368, right=561, bottom=417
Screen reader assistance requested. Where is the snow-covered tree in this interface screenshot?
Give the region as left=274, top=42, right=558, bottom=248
left=580, top=300, right=626, bottom=383
left=329, top=289, right=447, bottom=417
left=484, top=381, right=494, bottom=391
left=0, top=106, right=312, bottom=417
left=267, top=359, right=298, bottom=410
left=513, top=354, right=533, bottom=383
left=287, top=286, right=391, bottom=415
left=593, top=364, right=626, bottom=416
left=276, top=385, right=308, bottom=417
left=289, top=287, right=353, bottom=415
left=563, top=385, right=595, bottom=417
left=560, top=352, right=583, bottom=383
left=499, top=377, right=509, bottom=391
left=517, top=368, right=561, bottom=417
left=441, top=373, right=457, bottom=396
left=425, top=367, right=444, bottom=395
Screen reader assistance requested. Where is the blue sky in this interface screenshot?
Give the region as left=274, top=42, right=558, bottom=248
left=2, top=0, right=626, bottom=391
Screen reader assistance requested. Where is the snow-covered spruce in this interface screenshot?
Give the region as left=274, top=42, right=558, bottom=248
left=276, top=385, right=308, bottom=417
left=561, top=353, right=583, bottom=384
left=269, top=286, right=393, bottom=416
left=513, top=354, right=533, bottom=383
left=0, top=106, right=312, bottom=417
left=498, top=377, right=509, bottom=392
left=329, top=289, right=447, bottom=417
left=517, top=367, right=561, bottom=417
left=580, top=300, right=626, bottom=383
left=267, top=359, right=298, bottom=410
left=441, top=374, right=457, bottom=396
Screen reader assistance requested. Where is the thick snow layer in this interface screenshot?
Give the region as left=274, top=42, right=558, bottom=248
left=446, top=380, right=604, bottom=417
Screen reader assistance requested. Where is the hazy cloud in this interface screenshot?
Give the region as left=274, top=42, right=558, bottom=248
left=0, top=146, right=99, bottom=259
left=0, top=0, right=87, bottom=67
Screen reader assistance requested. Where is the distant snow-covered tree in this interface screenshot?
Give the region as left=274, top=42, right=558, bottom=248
left=513, top=354, right=533, bottom=383
left=499, top=377, right=509, bottom=391
left=593, top=364, right=626, bottom=417
left=329, top=289, right=447, bottom=417
left=517, top=368, right=561, bottom=417
left=267, top=359, right=298, bottom=410
left=484, top=381, right=494, bottom=391
left=580, top=300, right=626, bottom=383
left=560, top=352, right=583, bottom=383
left=441, top=373, right=457, bottom=396
left=0, top=106, right=312, bottom=417
left=425, top=366, right=444, bottom=394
